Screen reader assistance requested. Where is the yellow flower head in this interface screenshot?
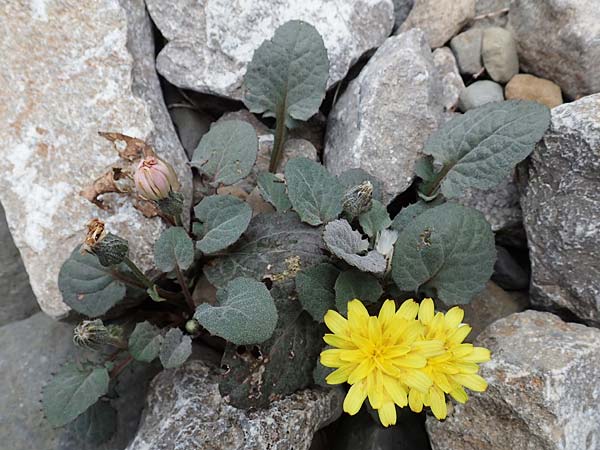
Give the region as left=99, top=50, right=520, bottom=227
left=320, top=298, right=491, bottom=426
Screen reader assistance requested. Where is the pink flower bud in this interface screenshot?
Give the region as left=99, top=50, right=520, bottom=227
left=134, top=156, right=180, bottom=201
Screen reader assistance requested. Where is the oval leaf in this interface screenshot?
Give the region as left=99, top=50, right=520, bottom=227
left=195, top=277, right=278, bottom=345
left=358, top=200, right=391, bottom=238
left=71, top=400, right=117, bottom=445
left=191, top=120, right=258, bottom=185
left=296, top=263, right=340, bottom=322
left=159, top=328, right=192, bottom=369
left=154, top=227, right=194, bottom=272
left=128, top=321, right=163, bottom=363
left=194, top=195, right=252, bottom=254
left=391, top=203, right=496, bottom=305
left=257, top=172, right=292, bottom=212
left=285, top=157, right=344, bottom=226
left=335, top=270, right=383, bottom=314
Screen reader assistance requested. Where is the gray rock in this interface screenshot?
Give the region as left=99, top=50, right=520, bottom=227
left=398, top=0, right=475, bottom=48
left=521, top=94, right=600, bottom=326
left=146, top=0, right=395, bottom=99
left=0, top=202, right=38, bottom=326
left=458, top=80, right=504, bottom=111
left=450, top=28, right=483, bottom=75
left=481, top=27, right=519, bottom=83
left=508, top=0, right=600, bottom=99
left=432, top=47, right=465, bottom=111
left=392, top=0, right=415, bottom=30
left=126, top=359, right=344, bottom=450
left=324, top=30, right=445, bottom=199
left=0, top=0, right=191, bottom=318
left=427, top=310, right=600, bottom=450
left=492, top=246, right=530, bottom=291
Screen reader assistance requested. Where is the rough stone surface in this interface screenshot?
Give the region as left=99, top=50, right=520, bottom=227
left=492, top=246, right=530, bottom=291
left=0, top=202, right=38, bottom=326
left=508, top=0, right=600, bottom=99
left=450, top=28, right=483, bottom=75
left=427, top=310, right=600, bottom=450
left=392, top=0, right=415, bottom=30
left=521, top=94, right=600, bottom=326
left=324, top=30, right=445, bottom=199
left=481, top=27, right=519, bottom=83
left=0, top=0, right=191, bottom=318
left=433, top=47, right=465, bottom=111
left=146, top=0, right=395, bottom=99
left=126, top=359, right=344, bottom=450
left=398, top=0, right=475, bottom=48
left=458, top=80, right=504, bottom=111
left=505, top=74, right=563, bottom=109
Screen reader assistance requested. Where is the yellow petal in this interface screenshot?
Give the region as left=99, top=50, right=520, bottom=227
left=418, top=298, right=435, bottom=325
left=383, top=344, right=411, bottom=358
left=343, top=381, right=368, bottom=415
left=323, top=333, right=356, bottom=349
left=450, top=343, right=474, bottom=358
left=411, top=340, right=445, bottom=358
left=320, top=349, right=345, bottom=367
left=348, top=358, right=374, bottom=384
left=347, top=300, right=370, bottom=329
left=402, top=369, right=432, bottom=393
left=408, top=388, right=424, bottom=413
left=397, top=299, right=419, bottom=320
left=324, top=310, right=349, bottom=336
left=325, top=364, right=354, bottom=384
left=453, top=362, right=480, bottom=374
left=449, top=386, right=468, bottom=404
left=378, top=299, right=396, bottom=327
left=394, top=354, right=427, bottom=369
left=339, top=349, right=368, bottom=363
left=444, top=306, right=464, bottom=329
left=432, top=371, right=453, bottom=393
left=429, top=386, right=447, bottom=420
left=452, top=373, right=488, bottom=392
left=368, top=316, right=382, bottom=344
left=377, top=401, right=397, bottom=427
left=447, top=325, right=472, bottom=345
left=461, top=347, right=491, bottom=363
left=367, top=371, right=385, bottom=409
left=383, top=375, right=408, bottom=407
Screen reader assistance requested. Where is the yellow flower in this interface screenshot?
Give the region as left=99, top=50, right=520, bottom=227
left=408, top=298, right=491, bottom=420
left=320, top=299, right=443, bottom=427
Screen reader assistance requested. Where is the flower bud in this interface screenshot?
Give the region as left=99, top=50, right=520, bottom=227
left=73, top=320, right=124, bottom=350
left=185, top=319, right=201, bottom=335
left=134, top=155, right=180, bottom=201
left=82, top=218, right=129, bottom=267
left=342, top=181, right=373, bottom=218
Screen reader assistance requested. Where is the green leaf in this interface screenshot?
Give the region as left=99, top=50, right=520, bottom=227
left=313, top=360, right=334, bottom=388
left=43, top=363, right=110, bottom=427
left=70, top=400, right=117, bottom=445
left=128, top=321, right=163, bottom=363
left=422, top=100, right=551, bottom=199
left=243, top=20, right=329, bottom=128
left=323, top=219, right=386, bottom=274
left=359, top=200, right=391, bottom=238
left=194, top=195, right=252, bottom=254
left=296, top=263, right=340, bottom=322
left=285, top=158, right=344, bottom=226
left=391, top=200, right=441, bottom=233
left=195, top=277, right=278, bottom=345
left=391, top=203, right=496, bottom=305
left=338, top=168, right=385, bottom=203
left=147, top=285, right=166, bottom=302
left=257, top=172, right=292, bottom=212
left=204, top=212, right=326, bottom=288
left=58, top=246, right=126, bottom=318
left=159, top=328, right=192, bottom=369
left=191, top=120, right=258, bottom=185
left=154, top=227, right=194, bottom=272
left=335, top=270, right=383, bottom=314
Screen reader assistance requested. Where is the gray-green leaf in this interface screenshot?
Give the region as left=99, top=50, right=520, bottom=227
left=335, top=270, right=383, bottom=314
left=128, top=321, right=163, bottom=363
left=285, top=157, right=344, bottom=225
left=257, top=172, right=292, bottom=212
left=71, top=400, right=117, bottom=445
left=391, top=203, right=496, bottom=305
left=195, top=277, right=278, bottom=345
left=422, top=100, right=551, bottom=199
left=154, top=227, right=194, bottom=272
left=58, top=246, right=126, bottom=318
left=159, top=328, right=192, bottom=369
left=296, top=263, right=340, bottom=322
left=243, top=20, right=329, bottom=128
left=194, top=195, right=252, bottom=254
left=323, top=219, right=386, bottom=274
left=191, top=120, right=258, bottom=185
left=391, top=200, right=441, bottom=233
left=43, top=363, right=110, bottom=427
left=359, top=200, right=391, bottom=238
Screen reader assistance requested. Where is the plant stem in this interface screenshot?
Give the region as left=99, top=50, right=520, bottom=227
left=123, top=257, right=154, bottom=289
left=175, top=263, right=195, bottom=312
left=269, top=108, right=288, bottom=173
left=110, top=354, right=134, bottom=379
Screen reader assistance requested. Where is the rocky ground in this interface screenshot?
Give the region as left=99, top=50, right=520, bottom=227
left=0, top=0, right=598, bottom=449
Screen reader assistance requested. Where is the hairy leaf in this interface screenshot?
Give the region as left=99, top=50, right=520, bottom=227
left=43, top=363, right=109, bottom=427
left=257, top=172, right=292, bottom=212
left=323, top=220, right=386, bottom=274
left=128, top=321, right=163, bottom=363
left=154, top=227, right=194, bottom=272
left=194, top=195, right=252, bottom=254
left=391, top=200, right=441, bottom=233
left=243, top=20, right=329, bottom=128
left=192, top=120, right=258, bottom=185
left=359, top=200, right=391, bottom=238
left=335, top=270, right=383, bottom=314
left=391, top=203, right=496, bottom=305
left=159, top=328, right=192, bottom=369
left=296, top=263, right=340, bottom=322
left=58, top=246, right=126, bottom=318
left=338, top=168, right=385, bottom=203
left=285, top=158, right=344, bottom=226
left=71, top=400, right=117, bottom=445
left=195, top=278, right=278, bottom=345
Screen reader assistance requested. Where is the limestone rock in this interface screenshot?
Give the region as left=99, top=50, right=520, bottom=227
left=392, top=0, right=415, bottom=30
left=481, top=27, right=519, bottom=83
left=126, top=359, right=344, bottom=450
left=324, top=30, right=445, bottom=199
left=146, top=0, right=395, bottom=99
left=427, top=310, right=600, bottom=450
left=458, top=80, right=504, bottom=111
left=505, top=74, right=563, bottom=109
left=508, top=0, right=600, bottom=99
left=521, top=94, right=600, bottom=326
left=432, top=47, right=465, bottom=111
left=0, top=0, right=191, bottom=318
left=398, top=0, right=475, bottom=48
left=450, top=28, right=483, bottom=76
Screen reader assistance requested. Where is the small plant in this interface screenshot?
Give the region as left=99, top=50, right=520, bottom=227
left=43, top=20, right=551, bottom=443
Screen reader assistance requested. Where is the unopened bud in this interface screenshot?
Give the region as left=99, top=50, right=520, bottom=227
left=342, top=181, right=373, bottom=218
left=134, top=155, right=180, bottom=201
left=82, top=219, right=129, bottom=267
left=73, top=320, right=124, bottom=350
left=185, top=319, right=201, bottom=335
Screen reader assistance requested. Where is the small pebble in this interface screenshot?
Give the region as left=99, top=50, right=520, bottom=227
left=458, top=80, right=504, bottom=111
left=450, top=28, right=483, bottom=75
left=505, top=73, right=563, bottom=108
left=482, top=27, right=519, bottom=83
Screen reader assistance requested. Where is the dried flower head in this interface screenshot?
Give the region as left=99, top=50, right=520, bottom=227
left=82, top=219, right=129, bottom=267
left=134, top=155, right=180, bottom=201
left=342, top=181, right=373, bottom=218
left=73, top=319, right=124, bottom=350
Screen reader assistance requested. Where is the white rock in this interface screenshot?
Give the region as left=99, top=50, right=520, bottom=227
left=146, top=0, right=395, bottom=99
left=432, top=47, right=465, bottom=111
left=0, top=0, right=191, bottom=318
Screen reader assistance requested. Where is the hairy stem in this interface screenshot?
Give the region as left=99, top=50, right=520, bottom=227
left=269, top=105, right=288, bottom=173
left=175, top=263, right=195, bottom=312
left=110, top=354, right=134, bottom=379
left=123, top=257, right=154, bottom=289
